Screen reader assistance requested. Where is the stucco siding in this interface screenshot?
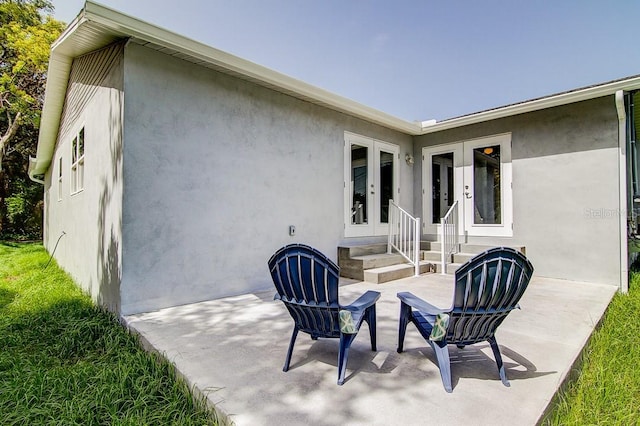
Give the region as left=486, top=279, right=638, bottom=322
left=120, top=43, right=412, bottom=314
left=414, top=96, right=621, bottom=285
left=43, top=42, right=124, bottom=312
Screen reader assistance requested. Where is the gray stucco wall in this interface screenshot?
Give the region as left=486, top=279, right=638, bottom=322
left=120, top=43, right=413, bottom=314
left=414, top=96, right=621, bottom=285
left=44, top=43, right=124, bottom=312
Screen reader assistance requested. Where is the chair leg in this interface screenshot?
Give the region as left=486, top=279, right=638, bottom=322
left=283, top=326, right=299, bottom=372
left=397, top=301, right=411, bottom=353
left=488, top=336, right=510, bottom=387
left=337, top=333, right=356, bottom=385
left=430, top=340, right=453, bottom=393
left=365, top=305, right=377, bottom=351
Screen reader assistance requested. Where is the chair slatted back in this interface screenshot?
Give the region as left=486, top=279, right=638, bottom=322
left=268, top=244, right=341, bottom=338
left=448, top=247, right=534, bottom=345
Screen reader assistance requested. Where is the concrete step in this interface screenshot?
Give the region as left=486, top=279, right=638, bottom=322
left=422, top=250, right=444, bottom=261
left=420, top=241, right=452, bottom=251
left=421, top=241, right=526, bottom=255
left=339, top=251, right=406, bottom=281
left=338, top=243, right=388, bottom=260
left=424, top=244, right=526, bottom=275
left=356, top=253, right=406, bottom=269
left=434, top=262, right=463, bottom=274
left=423, top=250, right=475, bottom=265
left=452, top=252, right=476, bottom=264
left=363, top=260, right=435, bottom=284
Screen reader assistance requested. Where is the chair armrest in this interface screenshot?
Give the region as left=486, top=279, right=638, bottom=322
left=340, top=291, right=380, bottom=334
left=397, top=291, right=447, bottom=315
left=343, top=290, right=381, bottom=312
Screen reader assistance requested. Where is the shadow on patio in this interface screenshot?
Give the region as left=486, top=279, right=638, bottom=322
left=124, top=274, right=615, bottom=426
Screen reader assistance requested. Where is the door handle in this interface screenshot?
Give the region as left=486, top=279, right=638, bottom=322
left=464, top=185, right=472, bottom=199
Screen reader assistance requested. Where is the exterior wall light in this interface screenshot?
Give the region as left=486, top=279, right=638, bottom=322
left=405, top=154, right=414, bottom=165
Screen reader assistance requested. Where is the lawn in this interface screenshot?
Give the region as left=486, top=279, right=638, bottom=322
left=0, top=242, right=219, bottom=425
left=3, top=242, right=639, bottom=425
left=545, top=271, right=640, bottom=424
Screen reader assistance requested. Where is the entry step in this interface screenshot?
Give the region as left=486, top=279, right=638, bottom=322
left=363, top=260, right=434, bottom=284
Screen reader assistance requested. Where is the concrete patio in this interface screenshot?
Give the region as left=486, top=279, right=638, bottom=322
left=124, top=274, right=616, bottom=425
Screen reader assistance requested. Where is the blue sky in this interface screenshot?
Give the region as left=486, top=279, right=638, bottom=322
left=52, top=0, right=640, bottom=122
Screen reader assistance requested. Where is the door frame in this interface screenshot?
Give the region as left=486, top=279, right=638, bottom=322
left=463, top=133, right=513, bottom=237
left=344, top=132, right=400, bottom=238
left=422, top=144, right=464, bottom=236
left=422, top=133, right=513, bottom=239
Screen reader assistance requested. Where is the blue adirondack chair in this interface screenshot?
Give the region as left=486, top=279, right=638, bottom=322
left=397, top=247, right=534, bottom=392
left=268, top=244, right=381, bottom=385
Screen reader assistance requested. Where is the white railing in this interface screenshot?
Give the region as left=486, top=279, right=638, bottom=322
left=387, top=199, right=421, bottom=277
left=440, top=200, right=459, bottom=274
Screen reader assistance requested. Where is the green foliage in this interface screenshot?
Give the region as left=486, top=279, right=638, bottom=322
left=545, top=272, right=640, bottom=424
left=3, top=174, right=41, bottom=238
left=0, top=243, right=220, bottom=425
left=0, top=0, right=65, bottom=239
left=0, top=0, right=63, bottom=129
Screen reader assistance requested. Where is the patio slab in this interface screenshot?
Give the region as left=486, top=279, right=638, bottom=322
left=124, top=274, right=616, bottom=425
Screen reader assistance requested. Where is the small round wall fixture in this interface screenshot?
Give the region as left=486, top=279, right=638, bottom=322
left=405, top=154, right=414, bottom=165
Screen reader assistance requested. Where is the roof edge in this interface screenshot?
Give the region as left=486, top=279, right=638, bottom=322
left=83, top=1, right=421, bottom=132
left=419, top=75, right=640, bottom=134
left=29, top=10, right=87, bottom=182
left=31, top=1, right=421, bottom=182
left=30, top=1, right=640, bottom=183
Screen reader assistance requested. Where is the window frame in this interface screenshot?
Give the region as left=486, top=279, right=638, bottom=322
left=70, top=126, right=85, bottom=195
left=57, top=157, right=63, bottom=201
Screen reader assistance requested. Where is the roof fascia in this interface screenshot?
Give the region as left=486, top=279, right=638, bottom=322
left=419, top=76, right=640, bottom=134
left=28, top=11, right=88, bottom=180
left=29, top=1, right=421, bottom=181
left=83, top=2, right=421, bottom=134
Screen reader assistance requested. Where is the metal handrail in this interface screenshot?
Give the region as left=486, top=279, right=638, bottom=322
left=388, top=199, right=421, bottom=277
left=440, top=200, right=459, bottom=274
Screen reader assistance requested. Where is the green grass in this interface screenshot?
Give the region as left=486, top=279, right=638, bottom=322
left=0, top=242, right=219, bottom=425
left=546, top=272, right=640, bottom=425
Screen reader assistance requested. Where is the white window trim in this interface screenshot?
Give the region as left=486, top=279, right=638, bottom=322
left=70, top=126, right=85, bottom=195
left=57, top=157, right=63, bottom=201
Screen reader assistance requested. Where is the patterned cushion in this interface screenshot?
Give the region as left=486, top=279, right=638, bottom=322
left=339, top=310, right=357, bottom=334
left=429, top=313, right=450, bottom=341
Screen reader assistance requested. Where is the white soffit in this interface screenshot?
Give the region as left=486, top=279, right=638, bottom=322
left=30, top=1, right=421, bottom=180
left=30, top=0, right=640, bottom=180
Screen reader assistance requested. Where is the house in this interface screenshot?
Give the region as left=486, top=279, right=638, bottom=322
left=29, top=1, right=640, bottom=315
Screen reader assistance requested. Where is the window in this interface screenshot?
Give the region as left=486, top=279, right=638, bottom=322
left=71, top=127, right=85, bottom=193
left=57, top=157, right=63, bottom=201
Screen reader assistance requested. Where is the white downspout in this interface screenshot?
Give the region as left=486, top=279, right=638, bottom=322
left=615, top=90, right=629, bottom=293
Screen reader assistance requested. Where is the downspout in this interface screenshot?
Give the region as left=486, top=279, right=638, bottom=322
left=28, top=157, right=45, bottom=184
left=615, top=90, right=629, bottom=293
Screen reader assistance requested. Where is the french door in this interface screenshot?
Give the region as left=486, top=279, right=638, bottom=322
left=422, top=133, right=513, bottom=238
left=344, top=132, right=400, bottom=237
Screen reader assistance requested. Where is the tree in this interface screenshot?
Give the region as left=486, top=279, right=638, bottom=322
left=0, top=0, right=64, bottom=238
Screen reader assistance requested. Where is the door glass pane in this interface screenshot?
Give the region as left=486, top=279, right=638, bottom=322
left=78, top=128, right=84, bottom=157
left=379, top=151, right=393, bottom=224
left=72, top=136, right=77, bottom=163
left=473, top=145, right=501, bottom=224
left=431, top=153, right=454, bottom=223
left=351, top=144, right=368, bottom=224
